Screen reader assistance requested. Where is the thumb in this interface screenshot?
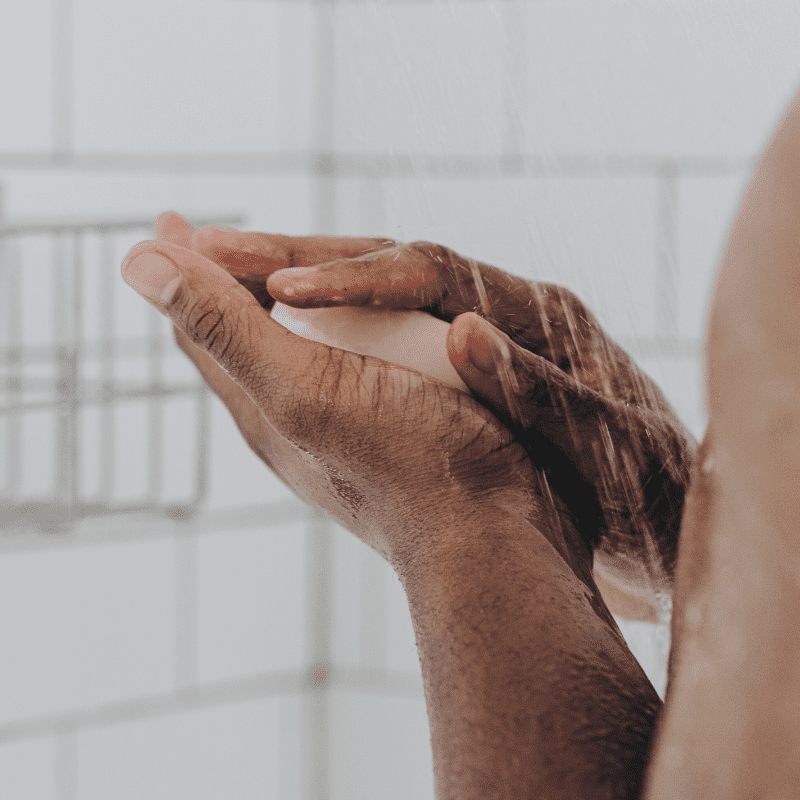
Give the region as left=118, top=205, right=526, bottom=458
left=448, top=312, right=610, bottom=473
left=120, top=240, right=308, bottom=407
left=448, top=312, right=544, bottom=428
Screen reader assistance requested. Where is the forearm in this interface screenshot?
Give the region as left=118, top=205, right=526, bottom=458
left=645, top=89, right=800, bottom=800
left=395, top=507, right=662, bottom=800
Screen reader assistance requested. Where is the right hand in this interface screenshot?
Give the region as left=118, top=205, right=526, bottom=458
left=177, top=218, right=696, bottom=619
left=138, top=217, right=591, bottom=586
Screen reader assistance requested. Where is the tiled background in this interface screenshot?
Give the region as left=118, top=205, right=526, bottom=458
left=1, top=0, right=798, bottom=798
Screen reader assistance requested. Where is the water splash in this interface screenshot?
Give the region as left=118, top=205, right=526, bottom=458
left=458, top=252, right=679, bottom=636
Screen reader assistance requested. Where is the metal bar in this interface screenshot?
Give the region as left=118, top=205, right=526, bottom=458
left=68, top=231, right=83, bottom=518
left=99, top=234, right=115, bottom=503
left=0, top=214, right=244, bottom=237
left=0, top=213, right=243, bottom=528
left=0, top=332, right=217, bottom=365
left=147, top=306, right=163, bottom=505
left=191, top=386, right=210, bottom=515
left=2, top=238, right=22, bottom=497
left=0, top=383, right=205, bottom=417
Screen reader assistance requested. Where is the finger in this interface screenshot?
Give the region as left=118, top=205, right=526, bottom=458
left=191, top=225, right=396, bottom=277
left=449, top=312, right=611, bottom=552
left=267, top=243, right=439, bottom=310
left=173, top=325, right=295, bottom=485
left=155, top=216, right=275, bottom=309
left=154, top=211, right=195, bottom=247
left=448, top=312, right=611, bottom=475
left=120, top=240, right=335, bottom=431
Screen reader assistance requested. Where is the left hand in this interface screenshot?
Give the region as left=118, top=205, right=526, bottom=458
left=166, top=214, right=695, bottom=619
left=131, top=215, right=597, bottom=594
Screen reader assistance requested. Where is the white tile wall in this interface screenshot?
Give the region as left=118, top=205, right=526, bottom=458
left=524, top=1, right=800, bottom=158
left=0, top=0, right=52, bottom=152
left=330, top=520, right=420, bottom=674
left=333, top=3, right=508, bottom=155
left=330, top=521, right=363, bottom=669
left=195, top=522, right=308, bottom=683
left=72, top=0, right=288, bottom=154
left=329, top=691, right=435, bottom=800
left=0, top=538, right=174, bottom=725
left=383, top=563, right=423, bottom=676
left=616, top=618, right=669, bottom=700
left=0, top=172, right=312, bottom=232
left=677, top=175, right=750, bottom=341
left=75, top=695, right=303, bottom=800
left=1, top=0, right=793, bottom=797
left=0, top=735, right=56, bottom=800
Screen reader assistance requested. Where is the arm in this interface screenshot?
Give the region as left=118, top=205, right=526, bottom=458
left=128, top=221, right=666, bottom=797
left=645, top=89, right=800, bottom=799
left=399, top=505, right=661, bottom=800
left=178, top=220, right=695, bottom=620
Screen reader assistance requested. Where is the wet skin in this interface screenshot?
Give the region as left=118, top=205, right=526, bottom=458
left=644, top=89, right=800, bottom=799
left=131, top=76, right=800, bottom=796
left=178, top=218, right=696, bottom=623
left=120, top=215, right=669, bottom=799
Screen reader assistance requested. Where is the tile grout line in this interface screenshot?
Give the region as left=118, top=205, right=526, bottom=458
left=51, top=0, right=73, bottom=162
left=655, top=162, right=680, bottom=341
left=54, top=725, right=76, bottom=800
left=305, top=1, right=337, bottom=797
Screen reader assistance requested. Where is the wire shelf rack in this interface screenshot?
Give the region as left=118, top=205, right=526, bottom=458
left=0, top=213, right=244, bottom=533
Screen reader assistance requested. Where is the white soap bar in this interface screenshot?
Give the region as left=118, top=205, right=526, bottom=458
left=270, top=302, right=469, bottom=394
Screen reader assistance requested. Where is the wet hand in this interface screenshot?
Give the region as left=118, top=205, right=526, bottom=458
left=122, top=227, right=546, bottom=575
left=178, top=216, right=695, bottom=613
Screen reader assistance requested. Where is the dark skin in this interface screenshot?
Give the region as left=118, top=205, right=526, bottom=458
left=179, top=217, right=696, bottom=622
left=130, top=87, right=800, bottom=798
left=645, top=89, right=800, bottom=799
left=121, top=214, right=674, bottom=798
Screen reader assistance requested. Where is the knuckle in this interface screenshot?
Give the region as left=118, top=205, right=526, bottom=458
left=407, top=240, right=450, bottom=265
left=403, top=241, right=452, bottom=301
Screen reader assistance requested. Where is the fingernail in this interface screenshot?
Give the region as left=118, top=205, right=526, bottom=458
left=196, top=226, right=241, bottom=251
left=468, top=332, right=497, bottom=375
left=122, top=252, right=182, bottom=305
left=466, top=318, right=502, bottom=374
left=277, top=266, right=317, bottom=280
left=272, top=266, right=318, bottom=296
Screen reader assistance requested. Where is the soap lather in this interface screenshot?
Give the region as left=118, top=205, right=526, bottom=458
left=270, top=302, right=470, bottom=394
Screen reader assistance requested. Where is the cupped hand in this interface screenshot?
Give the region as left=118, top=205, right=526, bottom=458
left=125, top=217, right=597, bottom=589
left=174, top=214, right=696, bottom=618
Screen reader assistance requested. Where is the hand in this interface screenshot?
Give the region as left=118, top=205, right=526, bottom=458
left=178, top=217, right=695, bottom=617
left=123, top=218, right=594, bottom=590
left=147, top=216, right=663, bottom=798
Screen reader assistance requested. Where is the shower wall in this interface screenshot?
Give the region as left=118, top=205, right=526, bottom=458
left=1, top=1, right=797, bottom=798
